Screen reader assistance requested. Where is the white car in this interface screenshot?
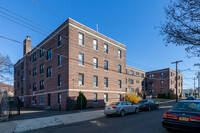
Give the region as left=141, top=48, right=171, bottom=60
left=104, top=101, right=139, bottom=117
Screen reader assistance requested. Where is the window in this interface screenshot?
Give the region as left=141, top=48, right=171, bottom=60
left=79, top=53, right=84, bottom=65
left=142, top=81, right=144, bottom=86
left=32, top=96, right=36, bottom=105
left=161, top=73, right=164, bottom=77
left=33, top=68, right=37, bottom=77
left=58, top=55, right=61, bottom=66
left=136, top=80, right=139, bottom=84
left=29, top=70, right=31, bottom=76
left=33, top=83, right=37, bottom=91
left=93, top=57, right=98, bottom=68
left=125, top=78, right=127, bottom=84
left=171, top=72, right=173, bottom=77
left=118, top=49, right=121, bottom=59
left=17, top=70, right=20, bottom=76
left=104, top=44, right=108, bottom=54
left=21, top=76, right=24, bottom=82
left=104, top=77, right=108, bottom=88
left=47, top=48, right=52, bottom=60
left=125, top=69, right=127, bottom=74
left=129, top=79, right=133, bottom=85
left=118, top=80, right=122, bottom=89
left=141, top=73, right=144, bottom=78
left=40, top=80, right=44, bottom=90
left=171, top=80, right=173, bottom=85
left=33, top=53, right=37, bottom=62
left=78, top=73, right=84, bottom=86
left=21, top=62, right=24, bottom=70
left=118, top=65, right=121, bottom=73
left=94, top=93, right=97, bottom=102
left=58, top=35, right=61, bottom=46
left=160, top=81, right=164, bottom=86
left=40, top=64, right=44, bottom=74
left=93, top=39, right=98, bottom=50
left=93, top=76, right=98, bottom=87
left=136, top=72, right=139, bottom=76
left=47, top=67, right=52, bottom=78
left=118, top=94, right=121, bottom=101
left=58, top=75, right=62, bottom=86
left=21, top=87, right=23, bottom=94
left=58, top=93, right=61, bottom=104
left=104, top=60, right=108, bottom=70
left=130, top=70, right=134, bottom=76
left=17, top=82, right=20, bottom=88
left=79, top=33, right=84, bottom=45
left=40, top=49, right=44, bottom=58
left=40, top=96, right=44, bottom=105
left=104, top=93, right=108, bottom=103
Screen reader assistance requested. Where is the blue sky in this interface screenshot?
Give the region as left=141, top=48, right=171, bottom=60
left=0, top=0, right=198, bottom=89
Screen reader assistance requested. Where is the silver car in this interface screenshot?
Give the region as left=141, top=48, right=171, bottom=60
left=104, top=101, right=139, bottom=117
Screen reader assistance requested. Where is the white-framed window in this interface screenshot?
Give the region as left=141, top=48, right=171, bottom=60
left=93, top=57, right=98, bottom=68
left=136, top=72, right=139, bottom=76
left=118, top=80, right=122, bottom=89
left=104, top=77, right=108, bottom=88
left=93, top=39, right=98, bottom=50
left=93, top=76, right=98, bottom=87
left=40, top=64, right=44, bottom=74
left=33, top=68, right=37, bottom=77
left=79, top=73, right=84, bottom=86
left=104, top=44, right=108, bottom=54
left=79, top=33, right=84, bottom=45
left=40, top=96, right=44, bottom=105
left=118, top=49, right=121, bottom=59
left=33, top=83, right=37, bottom=91
left=40, top=80, right=44, bottom=90
left=129, top=79, right=133, bottom=85
left=130, top=70, right=134, bottom=76
left=94, top=93, right=97, bottom=102
left=104, top=93, right=108, bottom=103
left=160, top=81, right=164, bottom=86
left=79, top=53, right=84, bottom=65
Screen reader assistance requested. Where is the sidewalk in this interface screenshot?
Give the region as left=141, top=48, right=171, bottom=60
left=0, top=99, right=176, bottom=133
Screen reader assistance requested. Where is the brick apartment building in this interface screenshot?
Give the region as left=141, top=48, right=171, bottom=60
left=146, top=68, right=183, bottom=97
left=125, top=66, right=146, bottom=94
left=14, top=18, right=127, bottom=110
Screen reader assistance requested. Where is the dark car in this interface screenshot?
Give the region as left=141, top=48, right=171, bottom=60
left=162, top=100, right=200, bottom=132
left=187, top=96, right=196, bottom=100
left=136, top=99, right=159, bottom=111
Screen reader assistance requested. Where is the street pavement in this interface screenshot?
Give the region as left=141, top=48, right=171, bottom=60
left=25, top=102, right=179, bottom=133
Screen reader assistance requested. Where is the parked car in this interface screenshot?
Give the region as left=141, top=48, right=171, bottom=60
left=136, top=99, right=159, bottom=111
left=162, top=100, right=200, bottom=132
left=187, top=96, right=196, bottom=100
left=104, top=101, right=139, bottom=117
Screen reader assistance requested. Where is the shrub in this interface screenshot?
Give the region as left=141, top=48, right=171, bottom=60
left=143, top=93, right=146, bottom=99
left=179, top=93, right=182, bottom=98
left=170, top=94, right=176, bottom=99
left=76, top=91, right=87, bottom=110
left=157, top=93, right=167, bottom=99
left=125, top=93, right=142, bottom=104
left=167, top=92, right=171, bottom=99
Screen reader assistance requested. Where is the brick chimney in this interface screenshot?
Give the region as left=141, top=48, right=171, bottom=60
left=23, top=36, right=31, bottom=55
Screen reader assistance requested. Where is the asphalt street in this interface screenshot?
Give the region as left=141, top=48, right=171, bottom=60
left=26, top=103, right=186, bottom=133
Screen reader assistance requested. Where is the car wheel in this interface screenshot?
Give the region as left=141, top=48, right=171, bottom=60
left=147, top=106, right=151, bottom=111
left=135, top=107, right=139, bottom=114
left=165, top=128, right=172, bottom=132
left=120, top=110, right=125, bottom=117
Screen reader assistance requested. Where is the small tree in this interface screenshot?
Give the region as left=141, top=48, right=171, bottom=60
left=125, top=93, right=142, bottom=104
left=76, top=91, right=87, bottom=110
left=179, top=93, right=182, bottom=98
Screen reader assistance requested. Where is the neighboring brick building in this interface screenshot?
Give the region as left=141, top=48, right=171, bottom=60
left=146, top=68, right=183, bottom=97
left=125, top=66, right=146, bottom=94
left=14, top=18, right=127, bottom=110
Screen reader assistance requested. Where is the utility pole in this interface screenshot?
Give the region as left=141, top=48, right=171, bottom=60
left=171, top=60, right=183, bottom=103
left=194, top=77, right=196, bottom=97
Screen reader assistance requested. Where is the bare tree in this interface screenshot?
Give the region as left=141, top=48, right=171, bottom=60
left=0, top=54, right=13, bottom=83
left=160, top=0, right=200, bottom=57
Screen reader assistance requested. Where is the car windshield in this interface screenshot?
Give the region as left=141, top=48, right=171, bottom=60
left=109, top=102, right=120, bottom=106
left=172, top=102, right=200, bottom=112
left=138, top=100, right=148, bottom=103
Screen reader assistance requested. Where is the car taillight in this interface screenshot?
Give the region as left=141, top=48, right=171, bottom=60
left=104, top=107, right=106, bottom=109
left=189, top=117, right=200, bottom=122
left=143, top=104, right=146, bottom=106
left=163, top=112, right=178, bottom=120
left=112, top=107, right=117, bottom=109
